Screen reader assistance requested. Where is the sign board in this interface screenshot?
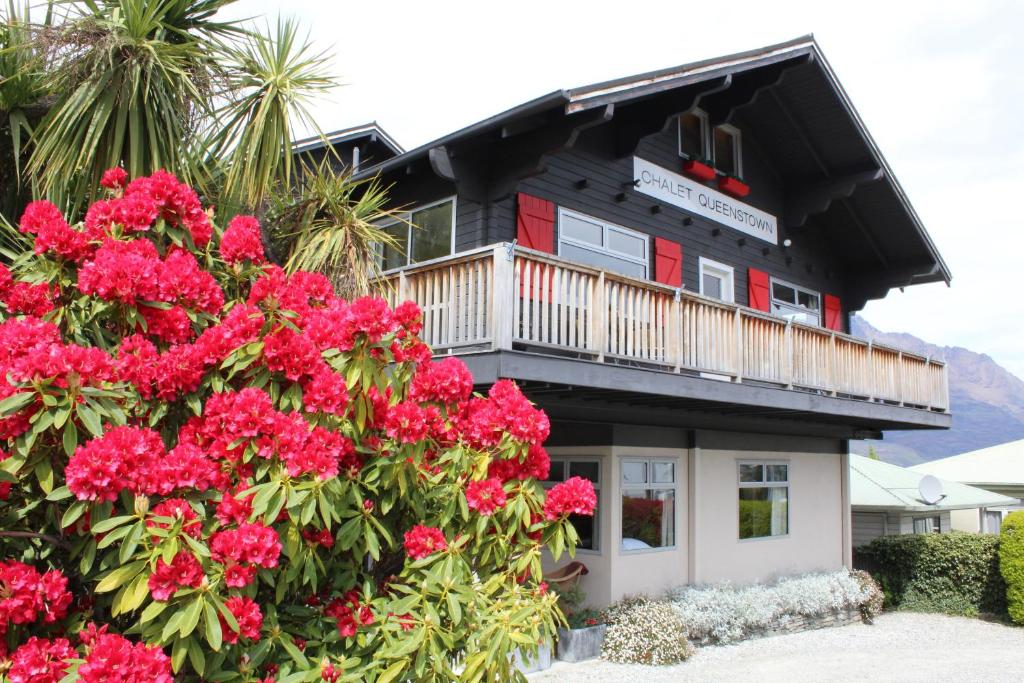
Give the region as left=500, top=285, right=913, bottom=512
left=633, top=157, right=778, bottom=245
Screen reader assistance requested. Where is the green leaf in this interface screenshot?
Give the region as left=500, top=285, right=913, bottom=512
left=141, top=598, right=169, bottom=624
left=63, top=421, right=79, bottom=457
left=90, top=514, right=135, bottom=535
left=61, top=500, right=88, bottom=529
left=0, top=392, right=33, bottom=417
left=76, top=403, right=103, bottom=438
left=188, top=636, right=206, bottom=676
left=204, top=601, right=223, bottom=651
left=280, top=635, right=308, bottom=667
left=46, top=485, right=72, bottom=502
left=95, top=559, right=146, bottom=593
left=377, top=659, right=409, bottom=683
left=34, top=459, right=53, bottom=494
left=180, top=597, right=204, bottom=638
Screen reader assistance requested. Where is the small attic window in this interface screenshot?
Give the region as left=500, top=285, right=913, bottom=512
left=678, top=109, right=709, bottom=160
left=713, top=124, right=742, bottom=177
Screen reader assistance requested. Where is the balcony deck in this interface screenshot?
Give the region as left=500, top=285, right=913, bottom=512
left=383, top=244, right=950, bottom=426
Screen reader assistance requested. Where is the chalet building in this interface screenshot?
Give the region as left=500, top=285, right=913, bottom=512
left=313, top=36, right=952, bottom=605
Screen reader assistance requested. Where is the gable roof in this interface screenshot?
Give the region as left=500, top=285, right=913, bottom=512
left=292, top=121, right=404, bottom=156
left=911, top=440, right=1024, bottom=488
left=852, top=454, right=1015, bottom=511
left=355, top=35, right=950, bottom=298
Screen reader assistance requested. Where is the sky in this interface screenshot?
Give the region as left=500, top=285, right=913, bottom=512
left=226, top=0, right=1024, bottom=375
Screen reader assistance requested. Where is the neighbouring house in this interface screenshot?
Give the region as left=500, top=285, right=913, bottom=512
left=306, top=36, right=952, bottom=606
left=911, top=441, right=1024, bottom=534
left=850, top=454, right=1014, bottom=546
left=292, top=122, right=403, bottom=174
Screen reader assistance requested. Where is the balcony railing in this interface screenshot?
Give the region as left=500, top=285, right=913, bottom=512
left=382, top=244, right=950, bottom=413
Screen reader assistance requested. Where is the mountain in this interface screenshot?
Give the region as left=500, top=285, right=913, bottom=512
left=850, top=317, right=1024, bottom=466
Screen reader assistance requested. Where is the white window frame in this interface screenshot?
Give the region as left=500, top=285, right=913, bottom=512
left=713, top=123, right=743, bottom=177
left=377, top=196, right=457, bottom=272
left=769, top=277, right=822, bottom=326
left=698, top=257, right=735, bottom=303
left=677, top=108, right=711, bottom=161
left=557, top=207, right=649, bottom=279
left=738, top=460, right=790, bottom=541
left=620, top=457, right=678, bottom=554
left=543, top=457, right=602, bottom=554
left=912, top=516, right=941, bottom=535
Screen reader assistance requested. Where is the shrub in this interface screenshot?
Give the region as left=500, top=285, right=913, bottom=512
left=667, top=570, right=871, bottom=645
left=601, top=600, right=692, bottom=665
left=999, top=511, right=1024, bottom=623
left=0, top=172, right=597, bottom=682
left=851, top=570, right=884, bottom=623
left=855, top=532, right=1005, bottom=617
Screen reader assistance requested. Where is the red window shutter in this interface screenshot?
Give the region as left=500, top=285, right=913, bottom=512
left=516, top=193, right=555, bottom=253
left=747, top=268, right=771, bottom=311
left=653, top=237, right=682, bottom=287
left=824, top=294, right=842, bottom=331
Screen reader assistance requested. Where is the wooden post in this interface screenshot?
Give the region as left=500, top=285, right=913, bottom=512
left=594, top=271, right=607, bottom=362
left=491, top=244, right=515, bottom=352
left=865, top=341, right=874, bottom=402
left=672, top=289, right=682, bottom=372
left=784, top=319, right=794, bottom=389
left=829, top=333, right=837, bottom=396
left=733, top=309, right=743, bottom=383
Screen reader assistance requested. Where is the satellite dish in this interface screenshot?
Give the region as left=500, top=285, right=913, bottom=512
left=918, top=475, right=945, bottom=505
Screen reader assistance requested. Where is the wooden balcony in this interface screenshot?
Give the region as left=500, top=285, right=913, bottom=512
left=383, top=244, right=950, bottom=414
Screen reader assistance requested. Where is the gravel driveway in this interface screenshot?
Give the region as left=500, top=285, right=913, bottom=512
left=529, top=612, right=1024, bottom=682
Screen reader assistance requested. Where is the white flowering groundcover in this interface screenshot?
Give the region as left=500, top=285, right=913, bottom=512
left=667, top=570, right=873, bottom=645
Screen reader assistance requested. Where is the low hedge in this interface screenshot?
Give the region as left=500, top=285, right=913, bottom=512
left=999, top=511, right=1024, bottom=623
left=854, top=532, right=1006, bottom=617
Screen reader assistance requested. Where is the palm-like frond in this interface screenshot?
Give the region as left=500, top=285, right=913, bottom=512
left=209, top=16, right=336, bottom=212
left=0, top=1, right=53, bottom=214
left=267, top=157, right=404, bottom=299
left=27, top=0, right=239, bottom=206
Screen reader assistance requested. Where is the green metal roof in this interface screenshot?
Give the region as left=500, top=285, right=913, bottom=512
left=850, top=454, right=1016, bottom=511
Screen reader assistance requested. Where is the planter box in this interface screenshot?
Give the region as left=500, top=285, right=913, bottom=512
left=718, top=175, right=750, bottom=198
left=682, top=159, right=716, bottom=182
left=512, top=643, right=551, bottom=673
left=556, top=624, right=607, bottom=662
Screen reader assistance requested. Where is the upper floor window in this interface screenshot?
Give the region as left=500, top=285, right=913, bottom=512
left=678, top=109, right=710, bottom=160
left=379, top=197, right=456, bottom=270
left=557, top=208, right=649, bottom=279
left=713, top=124, right=742, bottom=178
left=739, top=461, right=788, bottom=540
left=770, top=278, right=820, bottom=326
left=543, top=458, right=601, bottom=552
left=699, top=257, right=735, bottom=303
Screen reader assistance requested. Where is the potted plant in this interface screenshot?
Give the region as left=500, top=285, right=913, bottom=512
left=554, top=585, right=607, bottom=662
left=682, top=157, right=716, bottom=182
left=718, top=174, right=750, bottom=198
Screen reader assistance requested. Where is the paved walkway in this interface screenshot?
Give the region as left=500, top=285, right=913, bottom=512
left=530, top=612, right=1024, bottom=682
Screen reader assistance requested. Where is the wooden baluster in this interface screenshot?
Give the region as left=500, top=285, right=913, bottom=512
left=595, top=273, right=607, bottom=360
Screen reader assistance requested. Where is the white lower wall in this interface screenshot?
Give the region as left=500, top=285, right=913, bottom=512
left=691, top=431, right=845, bottom=585
left=542, top=428, right=849, bottom=605
left=950, top=508, right=981, bottom=533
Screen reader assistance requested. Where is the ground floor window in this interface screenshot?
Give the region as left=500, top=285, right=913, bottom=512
left=544, top=458, right=600, bottom=551
left=738, top=462, right=789, bottom=539
left=912, top=516, right=941, bottom=534
left=621, top=459, right=676, bottom=551
left=985, top=510, right=1003, bottom=534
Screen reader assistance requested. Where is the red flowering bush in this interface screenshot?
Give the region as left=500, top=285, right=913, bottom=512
left=0, top=171, right=595, bottom=681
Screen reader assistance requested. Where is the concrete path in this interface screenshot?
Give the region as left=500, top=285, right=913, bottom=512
left=529, top=612, right=1024, bottom=682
